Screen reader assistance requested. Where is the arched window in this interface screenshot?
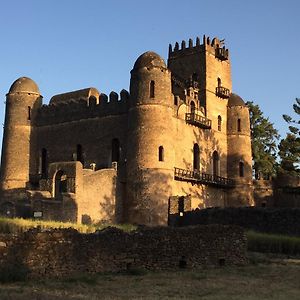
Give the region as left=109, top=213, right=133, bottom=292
left=237, top=118, right=241, bottom=132
left=239, top=161, right=244, bottom=177
left=192, top=73, right=198, bottom=82
left=27, top=106, right=31, bottom=120
left=41, top=148, right=47, bottom=178
left=150, top=80, right=155, bottom=98
left=212, top=151, right=220, bottom=177
left=76, top=144, right=84, bottom=165
left=158, top=146, right=164, bottom=162
left=112, top=138, right=120, bottom=162
left=54, top=170, right=67, bottom=199
left=193, top=143, right=200, bottom=171
left=217, top=77, right=221, bottom=87
left=190, top=101, right=196, bottom=114
left=218, top=115, right=222, bottom=131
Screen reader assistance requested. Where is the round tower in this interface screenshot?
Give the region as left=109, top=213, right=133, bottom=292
left=126, top=52, right=175, bottom=225
left=227, top=93, right=254, bottom=206
left=0, top=77, right=42, bottom=200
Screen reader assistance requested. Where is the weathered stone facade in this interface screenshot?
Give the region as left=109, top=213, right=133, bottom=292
left=0, top=225, right=247, bottom=278
left=0, top=35, right=254, bottom=225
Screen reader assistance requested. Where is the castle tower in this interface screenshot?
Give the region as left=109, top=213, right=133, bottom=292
left=168, top=37, right=232, bottom=177
left=0, top=77, right=42, bottom=200
left=126, top=52, right=175, bottom=225
left=227, top=93, right=254, bottom=206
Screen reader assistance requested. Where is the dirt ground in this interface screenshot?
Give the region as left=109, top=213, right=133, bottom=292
left=0, top=254, right=299, bottom=300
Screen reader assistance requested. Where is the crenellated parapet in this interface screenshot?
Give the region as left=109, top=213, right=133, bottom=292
left=36, top=88, right=130, bottom=126
left=168, top=35, right=229, bottom=61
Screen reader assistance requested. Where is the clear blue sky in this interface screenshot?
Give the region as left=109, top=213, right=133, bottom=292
left=1, top=0, right=299, bottom=143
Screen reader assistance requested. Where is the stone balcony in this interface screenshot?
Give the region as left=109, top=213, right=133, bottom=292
left=185, top=113, right=211, bottom=129
left=216, top=86, right=230, bottom=99
left=174, top=167, right=235, bottom=188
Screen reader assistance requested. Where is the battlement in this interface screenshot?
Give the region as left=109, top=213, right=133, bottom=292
left=168, top=35, right=229, bottom=61
left=36, top=88, right=130, bottom=126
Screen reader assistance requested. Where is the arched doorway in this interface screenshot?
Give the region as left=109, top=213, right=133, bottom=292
left=54, top=170, right=67, bottom=199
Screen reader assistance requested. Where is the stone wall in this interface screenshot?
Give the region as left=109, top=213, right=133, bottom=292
left=171, top=207, right=300, bottom=236
left=0, top=225, right=247, bottom=278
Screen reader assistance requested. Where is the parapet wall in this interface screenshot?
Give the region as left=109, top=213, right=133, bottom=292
left=36, top=89, right=130, bottom=126
left=0, top=225, right=247, bottom=278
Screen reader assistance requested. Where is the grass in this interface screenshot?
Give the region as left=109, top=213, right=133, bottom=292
left=0, top=259, right=299, bottom=299
left=246, top=230, right=300, bottom=255
left=0, top=217, right=136, bottom=234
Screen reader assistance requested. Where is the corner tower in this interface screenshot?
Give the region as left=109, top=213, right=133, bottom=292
left=126, top=52, right=175, bottom=225
left=0, top=77, right=42, bottom=200
left=227, top=93, right=254, bottom=206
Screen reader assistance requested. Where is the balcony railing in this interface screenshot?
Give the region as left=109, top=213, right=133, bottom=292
left=174, top=167, right=235, bottom=188
left=185, top=113, right=211, bottom=129
left=216, top=86, right=230, bottom=99
left=215, top=47, right=229, bottom=61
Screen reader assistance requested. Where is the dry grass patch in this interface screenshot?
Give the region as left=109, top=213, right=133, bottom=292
left=0, top=260, right=299, bottom=300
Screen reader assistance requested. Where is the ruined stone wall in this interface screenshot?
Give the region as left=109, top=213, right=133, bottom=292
left=81, top=168, right=117, bottom=224
left=173, top=207, right=300, bottom=236
left=0, top=225, right=247, bottom=278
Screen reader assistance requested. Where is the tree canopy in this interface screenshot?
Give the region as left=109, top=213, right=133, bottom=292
left=279, top=98, right=300, bottom=174
left=246, top=101, right=280, bottom=179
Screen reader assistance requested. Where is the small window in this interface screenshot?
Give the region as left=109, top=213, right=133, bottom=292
left=237, top=118, right=241, bottom=132
left=217, top=77, right=221, bottom=87
left=193, top=144, right=200, bottom=171
left=150, top=80, right=155, bottom=98
left=190, top=101, right=196, bottom=114
left=27, top=106, right=31, bottom=120
left=159, top=146, right=164, bottom=162
left=174, top=96, right=178, bottom=105
left=112, top=139, right=120, bottom=162
left=41, top=148, right=47, bottom=178
left=76, top=144, right=84, bottom=165
left=239, top=161, right=244, bottom=177
left=218, top=115, right=222, bottom=131
left=213, top=151, right=220, bottom=177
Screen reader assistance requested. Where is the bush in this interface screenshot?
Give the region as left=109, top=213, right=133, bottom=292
left=247, top=231, right=300, bottom=255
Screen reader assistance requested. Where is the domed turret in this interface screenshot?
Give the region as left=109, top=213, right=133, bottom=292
left=9, top=77, right=40, bottom=94
left=133, top=51, right=167, bottom=70
left=227, top=92, right=253, bottom=206
left=228, top=93, right=246, bottom=107
left=126, top=52, right=174, bottom=225
left=0, top=77, right=42, bottom=198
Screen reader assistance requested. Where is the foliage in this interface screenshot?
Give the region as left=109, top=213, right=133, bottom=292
left=279, top=98, right=300, bottom=174
left=246, top=101, right=280, bottom=179
left=0, top=217, right=136, bottom=234
left=247, top=231, right=300, bottom=255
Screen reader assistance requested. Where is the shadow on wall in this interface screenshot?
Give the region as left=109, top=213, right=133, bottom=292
left=126, top=168, right=174, bottom=225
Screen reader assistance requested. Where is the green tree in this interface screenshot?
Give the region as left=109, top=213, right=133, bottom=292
left=246, top=101, right=280, bottom=179
left=279, top=98, right=300, bottom=174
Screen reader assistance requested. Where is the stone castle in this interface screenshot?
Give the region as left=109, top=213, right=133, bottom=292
left=0, top=35, right=254, bottom=225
